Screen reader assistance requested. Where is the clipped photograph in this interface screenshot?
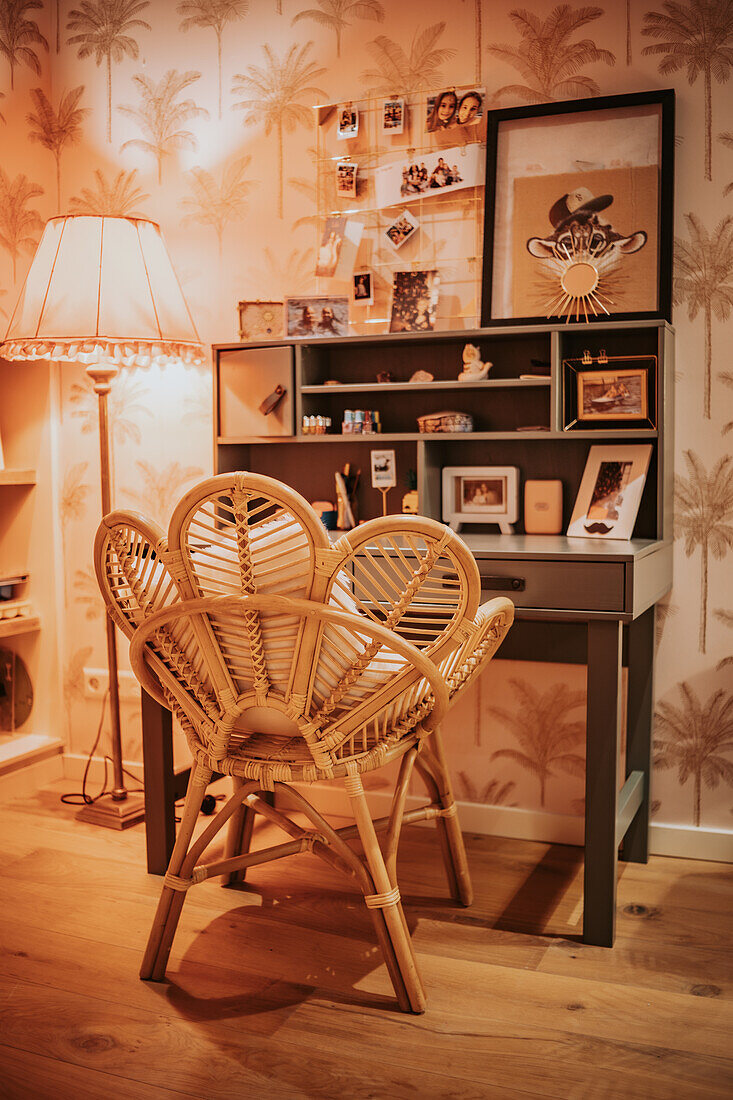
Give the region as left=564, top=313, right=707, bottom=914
left=374, top=144, right=485, bottom=208
left=337, top=103, right=358, bottom=140
left=315, top=215, right=346, bottom=277
left=382, top=97, right=404, bottom=134
left=285, top=296, right=349, bottom=338
left=426, top=88, right=483, bottom=132
left=385, top=210, right=419, bottom=251
left=352, top=271, right=373, bottom=305
left=389, top=269, right=439, bottom=332
left=336, top=161, right=358, bottom=198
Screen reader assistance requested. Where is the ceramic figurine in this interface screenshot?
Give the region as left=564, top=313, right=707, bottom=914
left=458, top=343, right=491, bottom=381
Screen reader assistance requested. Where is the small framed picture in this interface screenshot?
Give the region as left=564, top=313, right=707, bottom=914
left=285, top=296, right=349, bottom=338
left=390, top=269, right=439, bottom=332
left=563, top=354, right=656, bottom=430
left=352, top=271, right=373, bottom=305
left=385, top=209, right=419, bottom=251
left=381, top=97, right=404, bottom=135
left=567, top=444, right=652, bottom=539
left=371, top=449, right=396, bottom=489
left=337, top=103, right=358, bottom=140
left=336, top=160, right=357, bottom=198
left=315, top=215, right=346, bottom=278
left=442, top=466, right=520, bottom=534
left=237, top=300, right=283, bottom=341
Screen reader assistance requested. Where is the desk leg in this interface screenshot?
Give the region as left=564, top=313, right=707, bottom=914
left=622, top=606, right=655, bottom=864
left=584, top=620, right=623, bottom=947
left=141, top=690, right=175, bottom=876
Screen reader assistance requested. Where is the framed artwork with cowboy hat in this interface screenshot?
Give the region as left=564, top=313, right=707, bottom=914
left=480, top=90, right=675, bottom=326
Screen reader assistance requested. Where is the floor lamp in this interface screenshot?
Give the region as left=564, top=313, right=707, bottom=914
left=0, top=215, right=204, bottom=828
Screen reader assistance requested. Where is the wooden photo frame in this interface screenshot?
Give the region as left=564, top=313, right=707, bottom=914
left=567, top=444, right=652, bottom=540
left=442, top=465, right=519, bottom=534
left=563, top=353, right=657, bottom=430
left=237, top=300, right=283, bottom=341
left=481, top=90, right=675, bottom=326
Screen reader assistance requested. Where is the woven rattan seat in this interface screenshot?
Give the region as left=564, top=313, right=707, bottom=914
left=94, top=472, right=513, bottom=1012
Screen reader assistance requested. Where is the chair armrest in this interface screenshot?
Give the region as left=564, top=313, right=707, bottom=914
left=128, top=592, right=451, bottom=732
left=444, top=596, right=515, bottom=700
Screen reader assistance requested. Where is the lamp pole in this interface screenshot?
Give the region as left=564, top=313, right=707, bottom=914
left=77, top=364, right=146, bottom=827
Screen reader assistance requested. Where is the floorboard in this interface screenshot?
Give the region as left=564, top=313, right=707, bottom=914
left=0, top=779, right=731, bottom=1100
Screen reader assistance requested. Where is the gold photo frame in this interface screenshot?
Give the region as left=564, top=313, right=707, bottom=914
left=237, top=300, right=284, bottom=341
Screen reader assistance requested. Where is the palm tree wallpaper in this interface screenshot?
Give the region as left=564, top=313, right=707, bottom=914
left=1, top=0, right=732, bottom=840
left=26, top=85, right=89, bottom=210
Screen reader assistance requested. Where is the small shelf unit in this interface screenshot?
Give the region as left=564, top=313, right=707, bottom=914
left=213, top=319, right=673, bottom=537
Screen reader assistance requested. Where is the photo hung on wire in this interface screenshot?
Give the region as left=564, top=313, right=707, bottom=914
left=315, top=215, right=346, bottom=277
left=389, top=270, right=440, bottom=333
left=381, top=97, right=405, bottom=135
left=384, top=209, right=420, bottom=251
left=426, top=87, right=484, bottom=133
left=352, top=271, right=373, bottom=305
left=337, top=103, right=358, bottom=140
left=336, top=161, right=358, bottom=198
left=286, top=296, right=349, bottom=338
left=374, top=144, right=484, bottom=207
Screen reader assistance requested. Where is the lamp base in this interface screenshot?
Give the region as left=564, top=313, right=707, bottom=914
left=76, top=791, right=146, bottom=830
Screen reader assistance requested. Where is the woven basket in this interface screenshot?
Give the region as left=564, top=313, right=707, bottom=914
left=417, top=410, right=473, bottom=433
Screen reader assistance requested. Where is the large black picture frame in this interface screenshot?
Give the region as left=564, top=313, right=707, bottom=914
left=480, top=89, right=675, bottom=327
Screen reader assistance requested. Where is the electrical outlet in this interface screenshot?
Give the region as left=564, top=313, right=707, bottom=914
left=83, top=667, right=139, bottom=700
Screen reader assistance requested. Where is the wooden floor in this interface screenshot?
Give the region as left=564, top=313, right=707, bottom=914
left=0, top=779, right=731, bottom=1100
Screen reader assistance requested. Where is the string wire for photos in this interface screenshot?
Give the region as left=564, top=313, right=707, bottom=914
left=315, top=87, right=484, bottom=332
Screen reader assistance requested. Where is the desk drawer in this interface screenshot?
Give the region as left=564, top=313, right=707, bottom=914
left=478, top=559, right=625, bottom=612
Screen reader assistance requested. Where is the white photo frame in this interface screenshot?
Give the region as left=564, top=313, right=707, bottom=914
left=337, top=103, right=358, bottom=140
left=567, top=444, right=652, bottom=540
left=384, top=209, right=419, bottom=251
left=381, top=97, right=405, bottom=135
left=352, top=271, right=373, bottom=305
left=336, top=160, right=358, bottom=198
left=371, top=449, right=396, bottom=489
left=442, top=466, right=519, bottom=533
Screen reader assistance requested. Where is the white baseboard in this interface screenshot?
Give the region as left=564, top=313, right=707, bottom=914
left=649, top=823, right=733, bottom=863
left=289, top=782, right=585, bottom=846
left=57, top=759, right=732, bottom=864
left=290, top=783, right=732, bottom=863
left=62, top=752, right=144, bottom=787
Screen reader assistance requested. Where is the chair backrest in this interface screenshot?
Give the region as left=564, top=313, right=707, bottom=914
left=95, top=473, right=484, bottom=772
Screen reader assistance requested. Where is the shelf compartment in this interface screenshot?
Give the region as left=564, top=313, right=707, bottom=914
left=0, top=469, right=36, bottom=486
left=300, top=378, right=551, bottom=393
left=0, top=615, right=40, bottom=639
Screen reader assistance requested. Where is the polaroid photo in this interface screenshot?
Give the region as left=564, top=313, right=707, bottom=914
left=285, top=296, right=349, bottom=338
left=352, top=271, right=373, bottom=305
left=315, top=215, right=346, bottom=278
left=389, top=269, right=439, bottom=333
left=371, top=449, right=397, bottom=489
left=336, top=160, right=358, bottom=198
left=385, top=209, right=419, bottom=251
left=337, top=103, right=358, bottom=140
left=426, top=88, right=484, bottom=133
left=381, top=98, right=404, bottom=135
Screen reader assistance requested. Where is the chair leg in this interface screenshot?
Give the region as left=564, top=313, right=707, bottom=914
left=346, top=771, right=426, bottom=1014
left=423, top=726, right=473, bottom=907
left=140, top=762, right=212, bottom=981
left=223, top=776, right=256, bottom=885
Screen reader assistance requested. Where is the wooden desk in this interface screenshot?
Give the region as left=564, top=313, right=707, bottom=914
left=140, top=533, right=671, bottom=948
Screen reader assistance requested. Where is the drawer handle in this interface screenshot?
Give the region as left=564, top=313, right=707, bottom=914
left=482, top=575, right=525, bottom=592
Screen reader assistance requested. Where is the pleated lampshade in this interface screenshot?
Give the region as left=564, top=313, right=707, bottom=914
left=1, top=215, right=204, bottom=368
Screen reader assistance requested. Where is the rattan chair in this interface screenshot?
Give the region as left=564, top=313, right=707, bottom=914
left=94, top=472, right=513, bottom=1013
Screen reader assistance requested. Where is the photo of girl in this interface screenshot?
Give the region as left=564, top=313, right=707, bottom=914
left=426, top=89, right=457, bottom=132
